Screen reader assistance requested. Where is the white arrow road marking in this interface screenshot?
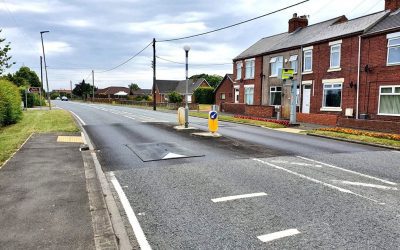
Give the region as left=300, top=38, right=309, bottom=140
left=332, top=180, right=398, bottom=190
left=162, top=152, right=187, bottom=159
left=211, top=192, right=267, bottom=203
left=297, top=156, right=397, bottom=186
left=258, top=229, right=300, bottom=243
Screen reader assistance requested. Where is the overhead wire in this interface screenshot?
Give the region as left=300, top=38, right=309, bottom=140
left=156, top=56, right=231, bottom=66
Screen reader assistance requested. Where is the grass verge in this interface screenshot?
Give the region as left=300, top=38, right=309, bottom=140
left=189, top=111, right=285, bottom=128
left=0, top=110, right=79, bottom=166
left=307, top=130, right=400, bottom=148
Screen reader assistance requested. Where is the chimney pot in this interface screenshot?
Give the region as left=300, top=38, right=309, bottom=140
left=288, top=14, right=308, bottom=33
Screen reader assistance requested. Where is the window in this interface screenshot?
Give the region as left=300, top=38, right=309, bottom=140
left=236, top=62, right=242, bottom=80
left=303, top=50, right=312, bottom=72
left=244, top=86, right=254, bottom=105
left=270, top=56, right=283, bottom=77
left=387, top=35, right=400, bottom=65
left=379, top=86, right=400, bottom=115
left=220, top=93, right=226, bottom=100
left=270, top=86, right=282, bottom=105
left=289, top=55, right=298, bottom=73
left=245, top=58, right=255, bottom=79
left=323, top=83, right=342, bottom=108
left=330, top=44, right=341, bottom=68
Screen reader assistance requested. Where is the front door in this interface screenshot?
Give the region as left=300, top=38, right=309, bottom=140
left=302, top=85, right=311, bottom=113
left=234, top=88, right=239, bottom=103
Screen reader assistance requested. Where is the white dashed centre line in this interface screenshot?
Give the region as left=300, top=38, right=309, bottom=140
left=211, top=192, right=267, bottom=203
left=257, top=228, right=300, bottom=243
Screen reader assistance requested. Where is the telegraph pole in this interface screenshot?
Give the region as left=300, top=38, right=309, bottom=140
left=70, top=80, right=73, bottom=100
left=40, top=31, right=51, bottom=110
left=92, top=70, right=95, bottom=101
left=40, top=56, right=43, bottom=110
left=152, top=38, right=156, bottom=111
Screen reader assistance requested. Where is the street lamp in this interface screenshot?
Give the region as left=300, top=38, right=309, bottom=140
left=40, top=31, right=51, bottom=110
left=183, top=45, right=190, bottom=128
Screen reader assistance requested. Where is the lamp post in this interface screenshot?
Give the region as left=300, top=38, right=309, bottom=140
left=40, top=31, right=51, bottom=110
left=183, top=45, right=190, bottom=128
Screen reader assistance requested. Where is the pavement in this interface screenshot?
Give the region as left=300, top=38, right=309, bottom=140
left=0, top=133, right=118, bottom=249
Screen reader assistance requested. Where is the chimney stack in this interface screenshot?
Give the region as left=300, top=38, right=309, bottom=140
left=385, top=0, right=400, bottom=11
left=288, top=13, right=308, bottom=33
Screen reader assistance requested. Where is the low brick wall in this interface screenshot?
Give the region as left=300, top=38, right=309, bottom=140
left=296, top=113, right=339, bottom=126
left=338, top=118, right=400, bottom=134
left=245, top=105, right=274, bottom=118
left=221, top=103, right=245, bottom=114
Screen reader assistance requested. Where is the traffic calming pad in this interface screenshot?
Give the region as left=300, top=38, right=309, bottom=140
left=125, top=142, right=204, bottom=162
left=57, top=136, right=83, bottom=143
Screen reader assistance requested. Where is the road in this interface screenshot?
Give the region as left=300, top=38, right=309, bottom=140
left=56, top=101, right=400, bottom=249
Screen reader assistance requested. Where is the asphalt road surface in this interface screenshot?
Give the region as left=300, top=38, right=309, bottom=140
left=56, top=101, right=400, bottom=249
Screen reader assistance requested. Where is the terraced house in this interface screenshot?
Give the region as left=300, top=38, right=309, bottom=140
left=224, top=0, right=400, bottom=132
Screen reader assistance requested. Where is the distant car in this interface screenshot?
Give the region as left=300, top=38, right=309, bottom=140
left=56, top=97, right=61, bottom=100
left=61, top=96, right=68, bottom=101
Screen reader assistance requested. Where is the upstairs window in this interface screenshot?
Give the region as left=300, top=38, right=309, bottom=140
left=270, top=56, right=283, bottom=77
left=379, top=86, right=400, bottom=115
left=270, top=86, right=282, bottom=105
left=303, top=49, right=312, bottom=72
left=387, top=33, right=400, bottom=65
left=245, top=58, right=255, bottom=79
left=236, top=62, right=242, bottom=80
left=289, top=55, right=298, bottom=73
left=330, top=44, right=341, bottom=68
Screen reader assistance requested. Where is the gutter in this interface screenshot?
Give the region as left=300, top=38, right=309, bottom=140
left=356, top=35, right=361, bottom=119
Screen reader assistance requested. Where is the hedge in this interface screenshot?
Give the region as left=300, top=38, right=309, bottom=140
left=0, top=79, right=23, bottom=126
left=194, top=87, right=214, bottom=104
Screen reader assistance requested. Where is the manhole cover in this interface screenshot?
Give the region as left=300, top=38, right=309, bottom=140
left=125, top=142, right=204, bottom=162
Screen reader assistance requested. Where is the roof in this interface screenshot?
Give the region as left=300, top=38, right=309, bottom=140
left=96, top=86, right=130, bottom=95
left=365, top=9, right=400, bottom=35
left=235, top=11, right=388, bottom=60
left=155, top=80, right=180, bottom=93
left=131, top=89, right=152, bottom=95
left=156, top=78, right=209, bottom=94
left=214, top=73, right=234, bottom=92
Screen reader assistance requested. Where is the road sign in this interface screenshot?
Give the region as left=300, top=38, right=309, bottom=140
left=208, top=111, right=218, bottom=133
left=281, top=68, right=294, bottom=80
left=28, top=87, right=40, bottom=94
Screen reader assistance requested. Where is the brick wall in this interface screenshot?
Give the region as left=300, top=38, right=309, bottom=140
left=233, top=56, right=263, bottom=105
left=338, top=118, right=400, bottom=134
left=221, top=103, right=246, bottom=114
left=245, top=105, right=274, bottom=117
left=296, top=113, right=339, bottom=126
left=215, top=77, right=234, bottom=106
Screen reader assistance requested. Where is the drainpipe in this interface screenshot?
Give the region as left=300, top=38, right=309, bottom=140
left=356, top=35, right=361, bottom=119
left=299, top=45, right=303, bottom=113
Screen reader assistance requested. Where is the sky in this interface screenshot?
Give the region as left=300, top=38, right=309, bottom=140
left=0, top=0, right=385, bottom=91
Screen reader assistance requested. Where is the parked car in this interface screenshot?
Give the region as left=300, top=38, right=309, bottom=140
left=56, top=97, right=61, bottom=100
left=61, top=96, right=68, bottom=101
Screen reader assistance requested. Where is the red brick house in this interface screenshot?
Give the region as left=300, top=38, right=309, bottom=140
left=95, top=86, right=130, bottom=99
left=228, top=0, right=400, bottom=131
left=154, top=78, right=210, bottom=103
left=214, top=74, right=234, bottom=106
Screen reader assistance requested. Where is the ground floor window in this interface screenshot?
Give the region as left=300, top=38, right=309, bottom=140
left=220, top=93, right=226, bottom=100
left=323, top=83, right=342, bottom=108
left=379, top=85, right=400, bottom=115
left=244, top=86, right=254, bottom=105
left=270, top=86, right=282, bottom=105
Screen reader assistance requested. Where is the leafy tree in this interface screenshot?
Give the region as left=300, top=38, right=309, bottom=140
left=0, top=30, right=15, bottom=75
left=72, top=79, right=96, bottom=100
left=194, top=87, right=214, bottom=104
left=168, top=91, right=183, bottom=103
left=129, top=83, right=140, bottom=92
left=12, top=66, right=41, bottom=87
left=190, top=74, right=223, bottom=89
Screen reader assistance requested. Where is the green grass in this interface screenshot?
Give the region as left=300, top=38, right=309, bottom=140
left=308, top=130, right=400, bottom=148
left=189, top=111, right=285, bottom=128
left=0, top=110, right=79, bottom=166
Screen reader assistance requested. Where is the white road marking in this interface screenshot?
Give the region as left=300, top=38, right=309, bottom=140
left=257, top=228, right=300, bottom=243
left=211, top=192, right=267, bottom=203
left=271, top=160, right=322, bottom=168
left=162, top=152, right=187, bottom=159
left=297, top=156, right=397, bottom=186
left=110, top=173, right=152, bottom=250
left=253, top=159, right=381, bottom=204
left=332, top=180, right=398, bottom=190
left=69, top=111, right=86, bottom=125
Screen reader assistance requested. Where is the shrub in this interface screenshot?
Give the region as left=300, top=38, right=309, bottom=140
left=194, top=87, right=214, bottom=104
left=0, top=79, right=23, bottom=126
left=168, top=91, right=183, bottom=103
left=318, top=127, right=400, bottom=141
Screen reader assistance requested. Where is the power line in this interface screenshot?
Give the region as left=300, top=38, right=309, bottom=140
left=156, top=56, right=231, bottom=66
left=157, top=0, right=310, bottom=42
left=95, top=41, right=152, bottom=73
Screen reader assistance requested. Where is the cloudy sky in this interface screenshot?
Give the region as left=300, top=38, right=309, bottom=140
left=0, top=0, right=384, bottom=90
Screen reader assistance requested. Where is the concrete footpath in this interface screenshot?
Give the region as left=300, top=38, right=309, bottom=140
left=0, top=133, right=118, bottom=249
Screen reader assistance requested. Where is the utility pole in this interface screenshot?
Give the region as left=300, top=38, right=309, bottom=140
left=70, top=80, right=73, bottom=100
left=290, top=78, right=297, bottom=124
left=40, top=56, right=43, bottom=110
left=40, top=31, right=51, bottom=110
left=152, top=38, right=156, bottom=111
left=92, top=70, right=95, bottom=101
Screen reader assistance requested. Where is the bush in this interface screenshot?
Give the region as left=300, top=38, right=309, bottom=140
left=0, top=79, right=23, bottom=126
left=194, top=87, right=214, bottom=104
left=168, top=91, right=183, bottom=103
left=19, top=88, right=45, bottom=108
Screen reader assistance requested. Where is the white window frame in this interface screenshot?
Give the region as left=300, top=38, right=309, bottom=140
left=245, top=58, right=255, bottom=79
left=269, top=86, right=282, bottom=106
left=321, top=82, right=343, bottom=111
left=387, top=32, right=400, bottom=66
left=289, top=55, right=298, bottom=74
left=378, top=85, right=400, bottom=116
left=270, top=56, right=283, bottom=77
left=236, top=62, right=242, bottom=80
left=244, top=85, right=254, bottom=105
left=329, top=44, right=341, bottom=69
left=303, top=49, right=313, bottom=72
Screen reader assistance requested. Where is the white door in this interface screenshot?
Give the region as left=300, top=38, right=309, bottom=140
left=302, top=85, right=311, bottom=113
left=234, top=88, right=239, bottom=103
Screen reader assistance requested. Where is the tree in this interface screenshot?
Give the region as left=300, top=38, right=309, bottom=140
left=129, top=83, right=140, bottom=92
left=73, top=79, right=96, bottom=100
left=12, top=66, right=41, bottom=87
left=190, top=74, right=223, bottom=89
left=168, top=91, right=183, bottom=103
left=194, top=87, right=214, bottom=104
left=0, top=29, right=15, bottom=75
